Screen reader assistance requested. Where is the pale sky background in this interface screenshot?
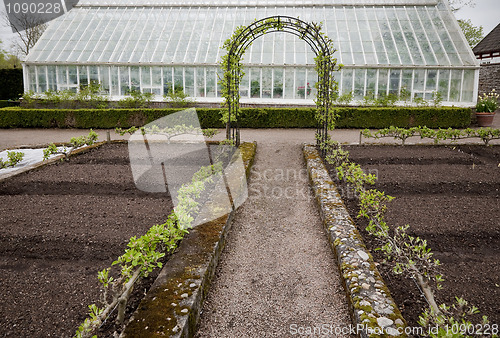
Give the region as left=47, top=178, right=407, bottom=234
left=0, top=0, right=499, bottom=57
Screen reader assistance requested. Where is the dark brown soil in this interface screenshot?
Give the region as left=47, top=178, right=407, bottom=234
left=0, top=143, right=173, bottom=337
left=327, top=145, right=500, bottom=331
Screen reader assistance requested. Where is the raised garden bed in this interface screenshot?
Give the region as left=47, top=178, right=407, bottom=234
left=327, top=145, right=500, bottom=329
left=0, top=143, right=174, bottom=337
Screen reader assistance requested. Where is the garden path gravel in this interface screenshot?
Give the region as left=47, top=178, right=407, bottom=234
left=195, top=141, right=353, bottom=337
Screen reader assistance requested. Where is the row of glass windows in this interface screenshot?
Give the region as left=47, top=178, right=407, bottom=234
left=25, top=65, right=476, bottom=103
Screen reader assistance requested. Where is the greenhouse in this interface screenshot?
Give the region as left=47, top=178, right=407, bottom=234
left=23, top=0, right=479, bottom=106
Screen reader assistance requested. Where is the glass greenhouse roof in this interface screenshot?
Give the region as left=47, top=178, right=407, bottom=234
left=76, top=0, right=439, bottom=5
left=26, top=0, right=477, bottom=68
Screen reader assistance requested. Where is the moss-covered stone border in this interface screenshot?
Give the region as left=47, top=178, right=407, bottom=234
left=303, top=144, right=407, bottom=338
left=122, top=142, right=257, bottom=338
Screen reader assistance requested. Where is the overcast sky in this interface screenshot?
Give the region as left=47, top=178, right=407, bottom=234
left=1, top=0, right=499, bottom=56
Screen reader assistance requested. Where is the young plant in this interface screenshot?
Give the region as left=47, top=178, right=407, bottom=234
left=75, top=138, right=234, bottom=337
left=43, top=130, right=98, bottom=161
left=116, top=124, right=218, bottom=141
left=319, top=135, right=493, bottom=334
left=118, top=89, right=154, bottom=108
left=361, top=126, right=500, bottom=146
left=0, top=151, right=25, bottom=169
left=163, top=88, right=194, bottom=108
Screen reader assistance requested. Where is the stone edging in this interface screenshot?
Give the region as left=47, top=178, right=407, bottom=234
left=303, top=144, right=407, bottom=338
left=122, top=142, right=257, bottom=338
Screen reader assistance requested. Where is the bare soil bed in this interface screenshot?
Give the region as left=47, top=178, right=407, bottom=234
left=328, top=145, right=500, bottom=330
left=0, top=143, right=173, bottom=337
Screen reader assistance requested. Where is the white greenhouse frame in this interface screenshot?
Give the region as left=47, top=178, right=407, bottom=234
left=23, top=0, right=480, bottom=106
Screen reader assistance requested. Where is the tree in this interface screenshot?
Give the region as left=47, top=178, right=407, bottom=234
left=0, top=40, right=21, bottom=68
left=458, top=19, right=484, bottom=48
left=448, top=0, right=475, bottom=12
left=2, top=11, right=47, bottom=57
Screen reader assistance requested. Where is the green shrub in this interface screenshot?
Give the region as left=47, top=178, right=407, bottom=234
left=0, top=106, right=472, bottom=129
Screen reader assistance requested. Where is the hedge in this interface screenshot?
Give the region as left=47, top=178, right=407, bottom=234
left=0, top=106, right=471, bottom=129
left=0, top=100, right=20, bottom=108
left=0, top=69, right=23, bottom=100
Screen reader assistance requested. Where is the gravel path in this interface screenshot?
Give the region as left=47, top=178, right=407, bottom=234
left=195, top=141, right=353, bottom=337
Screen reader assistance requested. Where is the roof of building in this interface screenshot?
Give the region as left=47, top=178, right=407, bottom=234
left=25, top=0, right=477, bottom=67
left=473, top=23, right=500, bottom=57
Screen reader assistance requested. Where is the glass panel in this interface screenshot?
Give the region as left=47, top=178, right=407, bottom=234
left=68, top=66, right=78, bottom=86
left=28, top=66, right=37, bottom=92
left=240, top=71, right=249, bottom=98
left=284, top=68, right=294, bottom=99
left=206, top=68, right=216, bottom=98
left=262, top=68, right=272, bottom=98
left=342, top=68, right=353, bottom=95
left=58, top=66, right=68, bottom=86
left=366, top=69, right=377, bottom=98
left=262, top=35, right=273, bottom=65
left=425, top=69, right=438, bottom=99
left=306, top=69, right=317, bottom=100
left=438, top=69, right=450, bottom=101
left=120, top=67, right=129, bottom=95
left=141, top=67, right=152, bottom=87
left=461, top=70, right=474, bottom=102
left=89, top=66, right=99, bottom=85
left=216, top=68, right=223, bottom=97
left=163, top=67, right=173, bottom=95
left=449, top=70, right=462, bottom=102
left=353, top=69, right=365, bottom=100
left=273, top=68, right=283, bottom=99
left=251, top=36, right=263, bottom=64
left=274, top=33, right=284, bottom=65
left=37, top=67, right=47, bottom=92
left=379, top=17, right=399, bottom=65
left=196, top=68, right=205, bottom=97
left=185, top=68, right=195, bottom=97
left=130, top=66, right=140, bottom=92
left=389, top=69, right=401, bottom=95
left=413, top=69, right=425, bottom=97
left=111, top=66, right=119, bottom=96
left=79, top=66, right=88, bottom=87
left=147, top=67, right=159, bottom=89
left=401, top=69, right=413, bottom=95
left=173, top=67, right=183, bottom=93
left=284, top=34, right=295, bottom=65
left=47, top=66, right=57, bottom=91
left=378, top=69, right=388, bottom=97
left=250, top=68, right=260, bottom=98
left=99, top=66, right=110, bottom=94
left=296, top=68, right=307, bottom=99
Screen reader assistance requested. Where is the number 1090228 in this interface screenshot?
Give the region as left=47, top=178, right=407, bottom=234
left=5, top=1, right=62, bottom=15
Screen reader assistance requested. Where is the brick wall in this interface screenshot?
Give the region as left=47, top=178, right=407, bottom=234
left=478, top=63, right=500, bottom=96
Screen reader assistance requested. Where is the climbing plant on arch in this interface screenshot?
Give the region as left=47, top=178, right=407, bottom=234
left=220, top=16, right=342, bottom=146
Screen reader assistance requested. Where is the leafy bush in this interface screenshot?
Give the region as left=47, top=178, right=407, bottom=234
left=118, top=89, right=154, bottom=108
left=163, top=88, right=194, bottom=108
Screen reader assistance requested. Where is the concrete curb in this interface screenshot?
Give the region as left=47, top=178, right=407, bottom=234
left=303, top=144, right=407, bottom=338
left=122, top=142, right=257, bottom=338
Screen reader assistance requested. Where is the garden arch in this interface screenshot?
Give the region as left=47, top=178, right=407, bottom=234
left=220, top=16, right=340, bottom=146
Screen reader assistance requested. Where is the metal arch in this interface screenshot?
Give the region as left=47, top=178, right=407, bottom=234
left=224, top=15, right=335, bottom=146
